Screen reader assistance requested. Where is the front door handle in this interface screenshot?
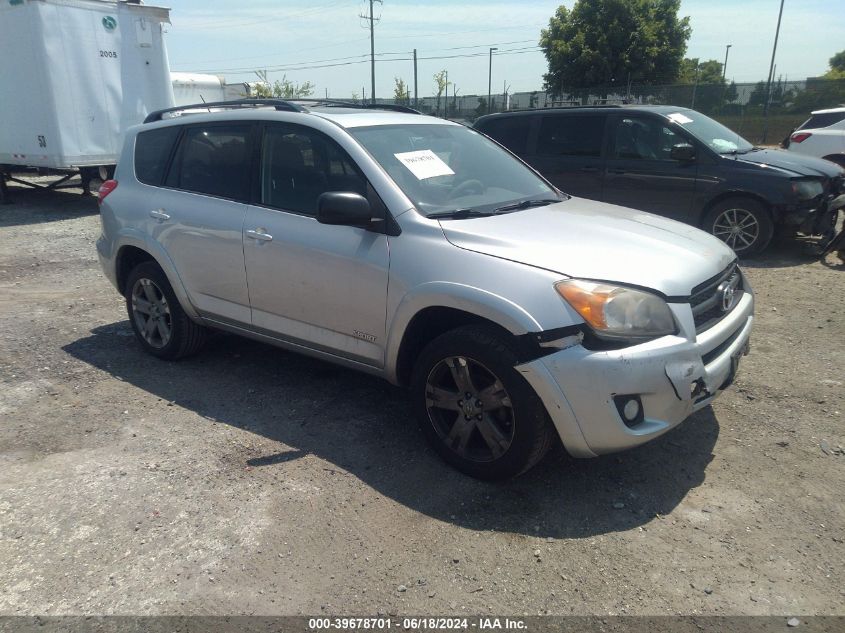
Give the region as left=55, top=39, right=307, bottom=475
left=149, top=209, right=170, bottom=221
left=246, top=228, right=273, bottom=242
left=607, top=168, right=626, bottom=175
left=579, top=166, right=599, bottom=173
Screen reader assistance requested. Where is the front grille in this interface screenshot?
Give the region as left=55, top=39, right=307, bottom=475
left=689, top=263, right=742, bottom=333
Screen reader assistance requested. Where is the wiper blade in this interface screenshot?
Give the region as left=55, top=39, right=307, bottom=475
left=426, top=208, right=496, bottom=220
left=428, top=198, right=559, bottom=219
left=492, top=198, right=559, bottom=214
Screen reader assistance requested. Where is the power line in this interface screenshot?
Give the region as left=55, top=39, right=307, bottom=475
left=204, top=46, right=543, bottom=77
left=377, top=23, right=542, bottom=40
left=179, top=0, right=357, bottom=31
left=179, top=43, right=542, bottom=74
left=172, top=36, right=371, bottom=67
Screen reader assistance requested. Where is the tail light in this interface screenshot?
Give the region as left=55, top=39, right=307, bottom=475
left=790, top=132, right=812, bottom=143
left=97, top=179, right=118, bottom=205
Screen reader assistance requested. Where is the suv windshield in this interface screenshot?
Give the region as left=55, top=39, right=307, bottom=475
left=349, top=123, right=560, bottom=217
left=665, top=110, right=754, bottom=154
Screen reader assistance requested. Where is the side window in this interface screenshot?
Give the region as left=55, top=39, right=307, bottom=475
left=134, top=126, right=180, bottom=186
left=800, top=112, right=845, bottom=130
left=260, top=125, right=367, bottom=215
left=537, top=115, right=605, bottom=157
left=610, top=117, right=680, bottom=161
left=166, top=125, right=252, bottom=201
left=479, top=116, right=532, bottom=154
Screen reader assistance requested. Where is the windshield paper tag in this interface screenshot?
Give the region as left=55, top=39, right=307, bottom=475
left=394, top=150, right=455, bottom=180
left=667, top=112, right=693, bottom=124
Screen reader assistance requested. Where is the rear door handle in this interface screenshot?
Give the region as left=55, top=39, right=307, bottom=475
left=149, top=209, right=170, bottom=221
left=607, top=168, right=626, bottom=175
left=579, top=166, right=599, bottom=173
left=246, top=228, right=273, bottom=242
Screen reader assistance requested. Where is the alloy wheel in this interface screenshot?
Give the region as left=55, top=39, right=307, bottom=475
left=131, top=277, right=172, bottom=349
left=712, top=207, right=760, bottom=252
left=425, top=356, right=515, bottom=462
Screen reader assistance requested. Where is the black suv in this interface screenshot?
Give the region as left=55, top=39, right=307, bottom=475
left=475, top=105, right=845, bottom=255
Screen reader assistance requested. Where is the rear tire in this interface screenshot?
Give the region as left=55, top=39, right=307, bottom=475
left=125, top=261, right=207, bottom=360
left=703, top=197, right=774, bottom=257
left=410, top=324, right=556, bottom=480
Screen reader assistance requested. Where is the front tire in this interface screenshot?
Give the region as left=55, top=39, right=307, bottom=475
left=125, top=261, right=207, bottom=360
left=703, top=197, right=774, bottom=257
left=410, top=325, right=556, bottom=480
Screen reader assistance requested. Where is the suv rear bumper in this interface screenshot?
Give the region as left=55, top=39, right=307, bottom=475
left=516, top=292, right=754, bottom=458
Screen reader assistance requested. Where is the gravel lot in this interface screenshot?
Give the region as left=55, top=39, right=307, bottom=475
left=1, top=183, right=843, bottom=617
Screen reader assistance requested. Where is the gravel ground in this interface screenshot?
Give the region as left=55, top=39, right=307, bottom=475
left=1, top=184, right=843, bottom=617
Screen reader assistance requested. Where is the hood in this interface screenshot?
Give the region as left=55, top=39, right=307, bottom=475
left=439, top=197, right=736, bottom=297
left=731, top=148, right=842, bottom=179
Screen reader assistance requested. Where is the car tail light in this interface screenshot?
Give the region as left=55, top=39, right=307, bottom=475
left=790, top=132, right=812, bottom=143
left=97, top=179, right=117, bottom=205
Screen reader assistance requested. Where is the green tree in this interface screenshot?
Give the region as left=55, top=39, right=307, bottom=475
left=433, top=70, right=448, bottom=115
left=678, top=58, right=724, bottom=85
left=824, top=50, right=845, bottom=79
left=393, top=77, right=410, bottom=105
left=540, top=0, right=691, bottom=95
left=252, top=70, right=315, bottom=99
left=677, top=58, right=726, bottom=113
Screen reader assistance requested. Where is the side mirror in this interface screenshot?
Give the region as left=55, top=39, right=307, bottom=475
left=670, top=143, right=696, bottom=162
left=316, top=192, right=372, bottom=228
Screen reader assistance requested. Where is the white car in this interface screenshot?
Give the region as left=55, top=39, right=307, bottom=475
left=785, top=107, right=845, bottom=168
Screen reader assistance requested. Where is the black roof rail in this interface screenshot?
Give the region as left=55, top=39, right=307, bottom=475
left=290, top=99, right=422, bottom=114
left=143, top=99, right=306, bottom=123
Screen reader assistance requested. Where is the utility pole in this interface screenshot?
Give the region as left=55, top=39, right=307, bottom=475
left=413, top=48, right=418, bottom=107
left=762, top=0, right=785, bottom=143
left=487, top=47, right=497, bottom=114
left=722, top=44, right=732, bottom=80
left=360, top=0, right=382, bottom=105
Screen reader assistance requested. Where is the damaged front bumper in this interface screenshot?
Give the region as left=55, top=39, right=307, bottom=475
left=516, top=291, right=754, bottom=458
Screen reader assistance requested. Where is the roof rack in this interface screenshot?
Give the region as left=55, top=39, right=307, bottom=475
left=143, top=99, right=306, bottom=123
left=291, top=99, right=422, bottom=114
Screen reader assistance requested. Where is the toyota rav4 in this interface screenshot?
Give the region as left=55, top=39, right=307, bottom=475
left=96, top=99, right=754, bottom=479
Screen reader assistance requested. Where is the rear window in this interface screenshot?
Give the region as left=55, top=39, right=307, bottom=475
left=166, top=124, right=252, bottom=202
left=537, top=115, right=605, bottom=157
left=478, top=116, right=532, bottom=154
left=134, top=127, right=180, bottom=186
left=798, top=112, right=845, bottom=130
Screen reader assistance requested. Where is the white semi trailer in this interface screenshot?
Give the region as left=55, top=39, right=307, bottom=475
left=0, top=0, right=174, bottom=201
left=170, top=72, right=259, bottom=106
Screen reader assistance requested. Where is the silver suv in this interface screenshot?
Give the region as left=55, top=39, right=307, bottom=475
left=96, top=99, right=754, bottom=479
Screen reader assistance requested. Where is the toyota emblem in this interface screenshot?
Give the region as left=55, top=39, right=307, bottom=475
left=718, top=275, right=741, bottom=312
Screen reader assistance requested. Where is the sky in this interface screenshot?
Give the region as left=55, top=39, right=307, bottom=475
left=163, top=0, right=845, bottom=98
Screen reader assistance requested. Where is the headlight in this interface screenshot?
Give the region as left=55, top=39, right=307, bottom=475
left=791, top=178, right=823, bottom=200
left=555, top=280, right=677, bottom=340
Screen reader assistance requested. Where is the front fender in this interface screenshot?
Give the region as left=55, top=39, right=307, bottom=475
left=383, top=281, right=542, bottom=383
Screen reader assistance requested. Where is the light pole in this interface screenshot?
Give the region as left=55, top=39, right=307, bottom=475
left=762, top=0, right=785, bottom=143
left=722, top=44, right=732, bottom=80
left=487, top=47, right=497, bottom=114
